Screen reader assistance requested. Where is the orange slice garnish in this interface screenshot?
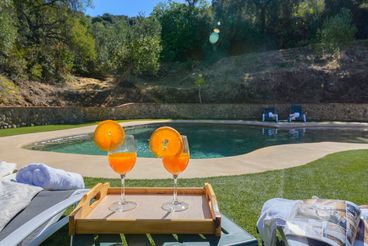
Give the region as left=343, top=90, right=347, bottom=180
left=149, top=126, right=183, bottom=157
left=94, top=120, right=125, bottom=151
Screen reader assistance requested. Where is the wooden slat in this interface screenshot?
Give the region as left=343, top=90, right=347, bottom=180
left=221, top=215, right=246, bottom=234
left=97, top=234, right=123, bottom=246
left=216, top=215, right=258, bottom=246
left=75, top=219, right=214, bottom=235
left=71, top=214, right=259, bottom=246
left=71, top=234, right=96, bottom=246
left=177, top=234, right=207, bottom=243
left=151, top=234, right=178, bottom=245
left=202, top=234, right=221, bottom=245
left=216, top=232, right=258, bottom=246
left=124, top=234, right=151, bottom=246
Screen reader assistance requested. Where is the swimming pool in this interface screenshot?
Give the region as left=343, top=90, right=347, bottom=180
left=28, top=123, right=368, bottom=159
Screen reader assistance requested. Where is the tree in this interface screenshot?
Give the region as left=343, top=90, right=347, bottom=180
left=294, top=0, right=325, bottom=44
left=250, top=0, right=273, bottom=33
left=185, top=0, right=199, bottom=8
left=0, top=1, right=17, bottom=58
left=153, top=1, right=211, bottom=61
left=320, top=8, right=357, bottom=52
left=194, top=73, right=205, bottom=103
left=212, top=0, right=273, bottom=54
left=123, top=16, right=162, bottom=78
left=0, top=0, right=21, bottom=77
left=295, top=0, right=325, bottom=17
left=69, top=15, right=96, bottom=75
left=92, top=16, right=162, bottom=82
left=324, top=0, right=364, bottom=17
left=10, top=0, right=93, bottom=81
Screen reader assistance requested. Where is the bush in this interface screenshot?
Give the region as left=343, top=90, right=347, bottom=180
left=153, top=1, right=211, bottom=61
left=93, top=16, right=162, bottom=80
left=320, top=8, right=357, bottom=52
left=30, top=64, right=43, bottom=81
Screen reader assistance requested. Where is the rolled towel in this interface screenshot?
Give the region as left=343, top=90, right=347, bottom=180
left=16, top=163, right=85, bottom=190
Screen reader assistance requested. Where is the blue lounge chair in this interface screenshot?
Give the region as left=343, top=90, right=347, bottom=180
left=262, top=107, right=279, bottom=123
left=288, top=105, right=307, bottom=123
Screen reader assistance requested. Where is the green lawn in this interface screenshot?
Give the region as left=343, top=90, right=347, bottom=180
left=42, top=149, right=368, bottom=245
left=0, top=119, right=163, bottom=137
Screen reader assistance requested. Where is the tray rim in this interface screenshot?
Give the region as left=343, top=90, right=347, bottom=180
left=69, top=182, right=221, bottom=236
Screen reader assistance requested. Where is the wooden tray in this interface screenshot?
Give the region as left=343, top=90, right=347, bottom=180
left=69, top=183, right=221, bottom=236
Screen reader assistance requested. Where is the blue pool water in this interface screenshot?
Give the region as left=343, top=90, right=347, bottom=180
left=28, top=124, right=368, bottom=159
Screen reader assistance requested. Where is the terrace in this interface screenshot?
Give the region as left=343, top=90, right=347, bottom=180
left=1, top=0, right=368, bottom=245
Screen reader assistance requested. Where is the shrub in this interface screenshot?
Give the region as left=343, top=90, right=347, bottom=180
left=320, top=8, right=357, bottom=52
left=30, top=64, right=43, bottom=81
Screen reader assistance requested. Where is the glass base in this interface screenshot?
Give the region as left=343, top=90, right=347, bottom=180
left=109, top=201, right=137, bottom=213
left=162, top=201, right=189, bottom=212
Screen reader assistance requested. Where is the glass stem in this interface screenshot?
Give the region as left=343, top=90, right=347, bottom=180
left=173, top=175, right=178, bottom=204
left=120, top=174, right=126, bottom=204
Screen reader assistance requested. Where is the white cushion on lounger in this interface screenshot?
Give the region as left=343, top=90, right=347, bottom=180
left=0, top=181, right=43, bottom=232
left=0, top=161, right=16, bottom=178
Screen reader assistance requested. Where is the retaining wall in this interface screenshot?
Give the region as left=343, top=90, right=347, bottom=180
left=0, top=103, right=367, bottom=128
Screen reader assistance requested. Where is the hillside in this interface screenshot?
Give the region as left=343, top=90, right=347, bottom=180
left=1, top=41, right=368, bottom=106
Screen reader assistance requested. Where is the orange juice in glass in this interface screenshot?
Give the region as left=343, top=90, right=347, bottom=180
left=162, top=152, right=190, bottom=175
left=108, top=152, right=136, bottom=174
left=107, top=135, right=137, bottom=212
left=161, top=135, right=190, bottom=212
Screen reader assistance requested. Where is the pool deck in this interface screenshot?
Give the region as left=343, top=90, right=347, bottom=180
left=1, top=119, right=368, bottom=179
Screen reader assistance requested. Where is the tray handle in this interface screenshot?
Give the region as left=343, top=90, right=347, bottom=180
left=79, top=182, right=109, bottom=218
left=204, top=183, right=221, bottom=236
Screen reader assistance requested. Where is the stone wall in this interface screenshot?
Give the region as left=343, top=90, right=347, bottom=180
left=0, top=103, right=367, bottom=128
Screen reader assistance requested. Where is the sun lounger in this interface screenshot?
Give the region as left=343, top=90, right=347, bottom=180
left=262, top=107, right=279, bottom=122
left=288, top=105, right=307, bottom=122
left=0, top=174, right=87, bottom=246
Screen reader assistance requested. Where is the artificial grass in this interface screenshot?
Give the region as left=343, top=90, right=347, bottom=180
left=42, top=149, right=368, bottom=245
left=0, top=119, right=163, bottom=137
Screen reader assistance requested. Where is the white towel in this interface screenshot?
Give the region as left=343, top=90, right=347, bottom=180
left=16, top=163, right=85, bottom=190
left=257, top=198, right=301, bottom=246
left=0, top=181, right=43, bottom=232
left=0, top=161, right=16, bottom=178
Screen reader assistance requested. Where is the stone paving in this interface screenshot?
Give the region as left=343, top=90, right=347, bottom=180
left=1, top=120, right=368, bottom=179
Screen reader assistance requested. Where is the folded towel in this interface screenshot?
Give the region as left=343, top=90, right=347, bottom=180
left=0, top=161, right=16, bottom=178
left=257, top=198, right=301, bottom=246
left=0, top=180, right=43, bottom=232
left=292, top=112, right=300, bottom=118
left=16, top=163, right=85, bottom=190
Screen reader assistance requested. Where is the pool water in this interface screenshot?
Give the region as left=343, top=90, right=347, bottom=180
left=29, top=124, right=368, bottom=159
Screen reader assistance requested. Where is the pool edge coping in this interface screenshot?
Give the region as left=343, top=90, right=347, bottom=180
left=1, top=119, right=368, bottom=179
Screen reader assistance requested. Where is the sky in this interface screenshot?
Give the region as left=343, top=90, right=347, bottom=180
left=85, top=0, right=187, bottom=17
